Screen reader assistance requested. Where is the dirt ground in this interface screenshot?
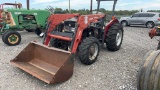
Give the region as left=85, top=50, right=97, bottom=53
left=0, top=26, right=158, bottom=90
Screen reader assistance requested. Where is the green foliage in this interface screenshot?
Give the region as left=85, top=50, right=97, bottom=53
left=147, top=10, right=160, bottom=12
left=54, top=7, right=64, bottom=14
left=54, top=7, right=141, bottom=15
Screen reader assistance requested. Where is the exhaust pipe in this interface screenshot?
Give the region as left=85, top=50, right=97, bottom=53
left=27, top=0, right=29, bottom=10
left=90, top=0, right=93, bottom=14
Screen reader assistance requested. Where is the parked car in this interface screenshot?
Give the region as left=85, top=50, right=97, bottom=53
left=119, top=12, right=160, bottom=28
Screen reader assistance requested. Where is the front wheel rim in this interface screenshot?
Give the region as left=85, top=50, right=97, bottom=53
left=116, top=30, right=122, bottom=46
left=8, top=34, right=19, bottom=44
left=147, top=23, right=153, bottom=28
left=89, top=43, right=98, bottom=61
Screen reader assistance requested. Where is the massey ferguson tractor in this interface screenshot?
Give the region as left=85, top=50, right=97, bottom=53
left=10, top=0, right=123, bottom=84
left=137, top=25, right=160, bottom=90
left=0, top=1, right=50, bottom=46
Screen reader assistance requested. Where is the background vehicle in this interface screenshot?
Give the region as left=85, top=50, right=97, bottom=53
left=10, top=0, right=123, bottom=84
left=0, top=1, right=50, bottom=46
left=120, top=12, right=160, bottom=28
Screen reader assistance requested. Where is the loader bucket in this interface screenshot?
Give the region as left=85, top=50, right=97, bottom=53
left=10, top=42, right=74, bottom=84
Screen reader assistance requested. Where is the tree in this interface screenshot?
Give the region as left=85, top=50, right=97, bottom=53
left=51, top=7, right=144, bottom=16
left=54, top=7, right=63, bottom=14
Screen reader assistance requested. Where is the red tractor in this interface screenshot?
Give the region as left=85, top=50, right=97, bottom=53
left=10, top=0, right=124, bottom=84
left=137, top=24, right=160, bottom=90
left=148, top=26, right=160, bottom=49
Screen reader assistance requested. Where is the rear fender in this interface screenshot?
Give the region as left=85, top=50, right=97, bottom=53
left=71, top=14, right=106, bottom=53
left=104, top=19, right=119, bottom=38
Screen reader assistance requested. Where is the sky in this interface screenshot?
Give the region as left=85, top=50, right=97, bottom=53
left=1, top=0, right=160, bottom=11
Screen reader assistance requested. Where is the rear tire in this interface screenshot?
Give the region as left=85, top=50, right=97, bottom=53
left=137, top=50, right=160, bottom=90
left=78, top=37, right=100, bottom=65
left=35, top=28, right=43, bottom=37
left=157, top=42, right=160, bottom=50
left=106, top=23, right=124, bottom=51
left=3, top=31, right=21, bottom=46
left=146, top=22, right=155, bottom=28
left=121, top=21, right=128, bottom=26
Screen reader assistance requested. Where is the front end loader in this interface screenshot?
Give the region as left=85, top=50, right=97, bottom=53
left=11, top=0, right=123, bottom=84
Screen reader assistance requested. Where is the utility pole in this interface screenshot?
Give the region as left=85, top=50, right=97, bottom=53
left=69, top=0, right=71, bottom=13
left=15, top=1, right=17, bottom=8
left=90, top=0, right=93, bottom=14
left=27, top=0, right=30, bottom=10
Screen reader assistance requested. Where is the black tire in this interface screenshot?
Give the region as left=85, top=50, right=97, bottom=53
left=35, top=28, right=43, bottom=37
left=49, top=38, right=68, bottom=50
left=137, top=50, right=160, bottom=90
left=3, top=31, right=21, bottom=46
left=106, top=23, right=124, bottom=51
left=2, top=34, right=5, bottom=42
left=49, top=38, right=59, bottom=47
left=146, top=22, right=155, bottom=28
left=2, top=30, right=9, bottom=42
left=121, top=21, right=128, bottom=26
left=78, top=37, right=100, bottom=65
left=157, top=42, right=160, bottom=50
left=26, top=29, right=34, bottom=32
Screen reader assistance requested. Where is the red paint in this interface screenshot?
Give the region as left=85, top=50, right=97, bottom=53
left=44, top=14, right=80, bottom=45
left=48, top=33, right=72, bottom=41
left=71, top=14, right=106, bottom=53
left=44, top=14, right=119, bottom=53
left=149, top=28, right=157, bottom=38
left=104, top=19, right=119, bottom=39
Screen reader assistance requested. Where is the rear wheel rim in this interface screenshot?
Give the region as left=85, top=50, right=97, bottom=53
left=116, top=30, right=122, bottom=46
left=8, top=34, right=19, bottom=44
left=122, top=21, right=127, bottom=26
left=89, top=43, right=98, bottom=61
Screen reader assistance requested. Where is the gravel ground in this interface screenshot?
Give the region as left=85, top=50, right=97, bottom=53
left=0, top=26, right=158, bottom=90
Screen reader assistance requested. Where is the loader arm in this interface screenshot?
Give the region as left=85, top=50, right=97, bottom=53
left=44, top=14, right=80, bottom=45
left=47, top=14, right=80, bottom=32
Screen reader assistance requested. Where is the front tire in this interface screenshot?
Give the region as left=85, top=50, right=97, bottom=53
left=49, top=38, right=59, bottom=48
left=106, top=23, right=124, bottom=51
left=35, top=28, right=43, bottom=37
left=78, top=37, right=100, bottom=65
left=3, top=31, right=21, bottom=46
left=157, top=41, right=160, bottom=50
